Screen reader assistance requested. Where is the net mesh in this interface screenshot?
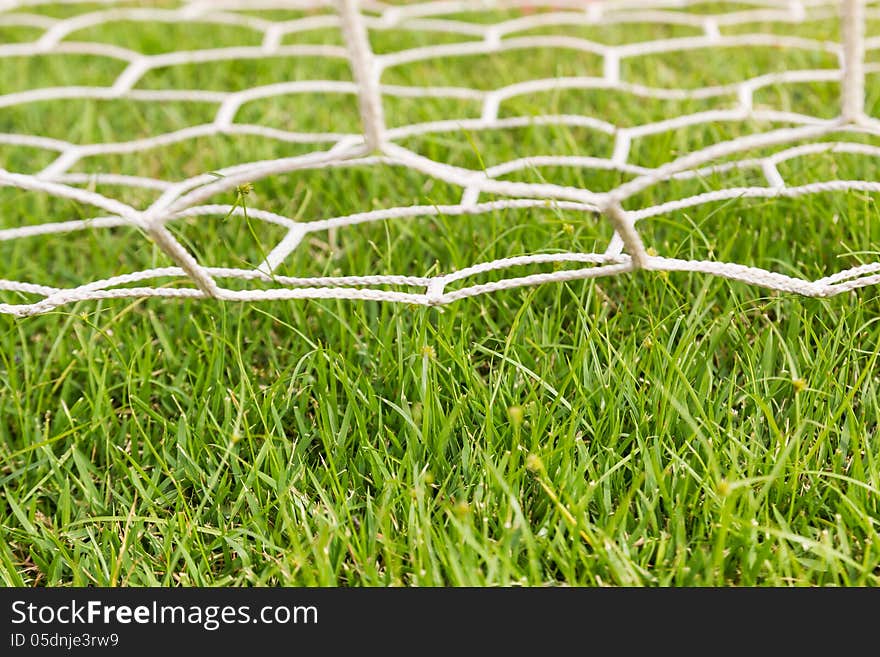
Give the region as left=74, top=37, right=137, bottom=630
left=1, top=0, right=878, bottom=316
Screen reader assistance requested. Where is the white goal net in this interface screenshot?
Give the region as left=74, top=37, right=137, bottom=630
left=0, top=0, right=878, bottom=316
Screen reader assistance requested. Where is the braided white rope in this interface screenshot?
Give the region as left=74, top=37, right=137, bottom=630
left=842, top=0, right=866, bottom=123
left=337, top=0, right=387, bottom=151
left=0, top=0, right=877, bottom=316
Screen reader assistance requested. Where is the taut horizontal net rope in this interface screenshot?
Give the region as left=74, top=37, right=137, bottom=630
left=0, top=0, right=879, bottom=316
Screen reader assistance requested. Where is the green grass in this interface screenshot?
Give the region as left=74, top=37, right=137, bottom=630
left=1, top=2, right=879, bottom=587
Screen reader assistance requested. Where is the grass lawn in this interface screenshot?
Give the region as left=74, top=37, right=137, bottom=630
left=1, top=0, right=879, bottom=586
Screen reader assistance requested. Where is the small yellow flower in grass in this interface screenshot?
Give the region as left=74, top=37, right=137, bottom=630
left=507, top=405, right=524, bottom=428
left=236, top=182, right=254, bottom=196
left=792, top=378, right=807, bottom=393
left=562, top=223, right=574, bottom=235
left=717, top=478, right=731, bottom=497
left=646, top=246, right=658, bottom=257
left=525, top=453, right=544, bottom=473
left=420, top=345, right=436, bottom=360
left=452, top=499, right=470, bottom=518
